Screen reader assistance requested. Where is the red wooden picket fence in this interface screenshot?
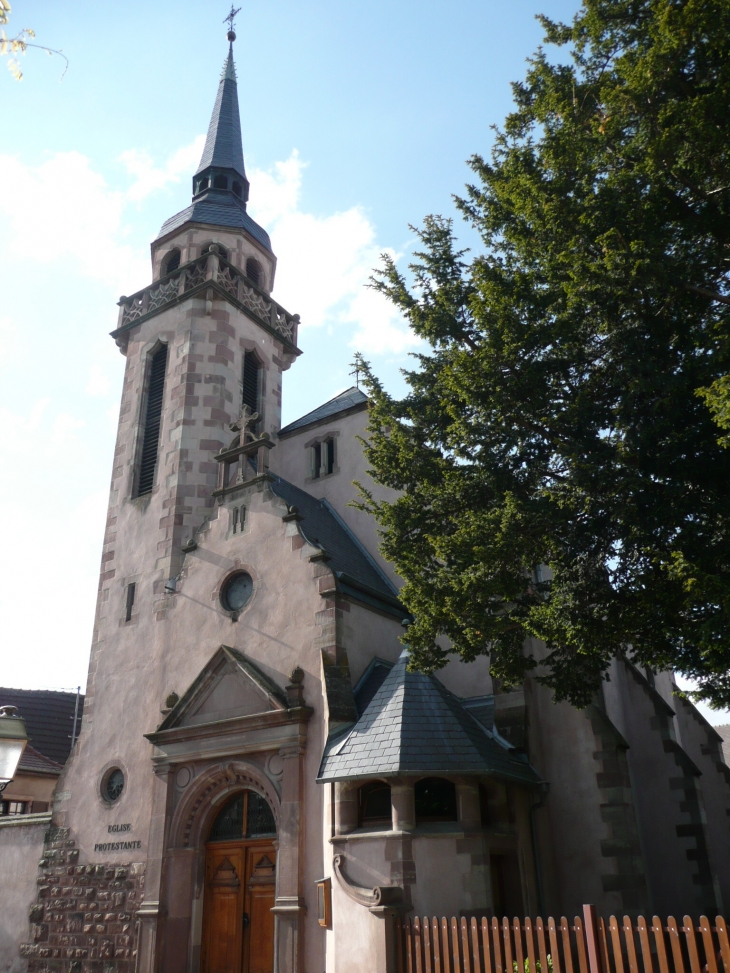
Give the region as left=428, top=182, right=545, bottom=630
left=396, top=905, right=730, bottom=973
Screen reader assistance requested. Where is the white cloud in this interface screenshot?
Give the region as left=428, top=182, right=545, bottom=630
left=248, top=151, right=420, bottom=355
left=0, top=315, right=21, bottom=364
left=120, top=135, right=206, bottom=202
left=87, top=363, right=112, bottom=397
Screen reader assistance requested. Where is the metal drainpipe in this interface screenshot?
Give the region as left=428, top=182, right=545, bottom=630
left=529, top=782, right=549, bottom=915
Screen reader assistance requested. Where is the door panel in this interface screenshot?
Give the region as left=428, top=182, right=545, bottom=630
left=202, top=844, right=246, bottom=973
left=244, top=845, right=276, bottom=973
left=202, top=841, right=276, bottom=973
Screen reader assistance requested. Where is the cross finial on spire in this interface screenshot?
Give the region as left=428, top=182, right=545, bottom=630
left=225, top=5, right=241, bottom=41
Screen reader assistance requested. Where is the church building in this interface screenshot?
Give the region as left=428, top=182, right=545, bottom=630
left=8, top=27, right=730, bottom=973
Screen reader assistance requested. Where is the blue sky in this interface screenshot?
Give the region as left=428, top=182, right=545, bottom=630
left=2, top=0, right=724, bottom=724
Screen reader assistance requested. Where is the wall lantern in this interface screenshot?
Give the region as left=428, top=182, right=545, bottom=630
left=316, top=877, right=332, bottom=929
left=0, top=705, right=27, bottom=793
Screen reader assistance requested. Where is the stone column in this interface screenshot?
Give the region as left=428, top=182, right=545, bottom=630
left=137, top=764, right=173, bottom=973
left=334, top=781, right=358, bottom=835
left=272, top=743, right=306, bottom=973
left=390, top=780, right=415, bottom=832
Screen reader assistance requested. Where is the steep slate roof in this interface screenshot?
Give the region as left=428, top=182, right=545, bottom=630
left=317, top=651, right=541, bottom=785
left=196, top=50, right=246, bottom=179
left=0, top=688, right=83, bottom=766
left=269, top=475, right=404, bottom=615
left=18, top=744, right=63, bottom=776
left=156, top=48, right=271, bottom=251
left=717, top=724, right=730, bottom=766
left=278, top=387, right=368, bottom=437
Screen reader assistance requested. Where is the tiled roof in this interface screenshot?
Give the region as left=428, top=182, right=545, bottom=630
left=269, top=475, right=403, bottom=614
left=317, top=651, right=541, bottom=785
left=157, top=196, right=271, bottom=251
left=18, top=744, right=63, bottom=776
left=0, top=688, right=83, bottom=766
left=354, top=658, right=394, bottom=717
left=278, top=387, right=368, bottom=437
left=195, top=50, right=246, bottom=179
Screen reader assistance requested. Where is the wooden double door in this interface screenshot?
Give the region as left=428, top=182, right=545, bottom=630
left=201, top=839, right=276, bottom=973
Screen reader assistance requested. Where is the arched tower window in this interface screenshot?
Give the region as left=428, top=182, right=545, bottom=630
left=414, top=778, right=457, bottom=824
left=242, top=350, right=262, bottom=426
left=208, top=790, right=276, bottom=842
left=245, top=258, right=262, bottom=287
left=162, top=248, right=181, bottom=276
left=135, top=344, right=168, bottom=497
left=213, top=174, right=228, bottom=190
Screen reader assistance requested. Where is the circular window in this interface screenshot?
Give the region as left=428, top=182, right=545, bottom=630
left=221, top=572, right=253, bottom=613
left=104, top=768, right=125, bottom=802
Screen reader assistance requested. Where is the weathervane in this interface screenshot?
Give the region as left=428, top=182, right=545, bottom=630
left=225, top=5, right=241, bottom=40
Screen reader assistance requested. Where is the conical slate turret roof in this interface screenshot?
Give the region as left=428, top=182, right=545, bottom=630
left=317, top=650, right=542, bottom=785
left=195, top=49, right=246, bottom=181
left=156, top=44, right=271, bottom=251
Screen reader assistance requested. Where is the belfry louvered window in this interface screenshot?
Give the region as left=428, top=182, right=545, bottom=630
left=136, top=344, right=168, bottom=496
left=242, top=351, right=261, bottom=429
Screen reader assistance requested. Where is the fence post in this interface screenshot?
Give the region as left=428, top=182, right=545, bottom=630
left=583, top=905, right=604, bottom=973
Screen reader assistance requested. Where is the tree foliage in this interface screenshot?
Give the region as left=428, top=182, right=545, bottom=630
left=0, top=1, right=67, bottom=80
left=357, top=0, right=730, bottom=709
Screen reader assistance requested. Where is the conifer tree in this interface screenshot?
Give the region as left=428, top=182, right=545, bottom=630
left=358, top=0, right=730, bottom=709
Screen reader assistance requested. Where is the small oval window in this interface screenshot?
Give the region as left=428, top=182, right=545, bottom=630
left=104, top=768, right=125, bottom=802
left=221, top=572, right=253, bottom=613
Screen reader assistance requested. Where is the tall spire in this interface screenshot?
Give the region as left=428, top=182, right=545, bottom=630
left=194, top=25, right=248, bottom=197
left=155, top=15, right=272, bottom=253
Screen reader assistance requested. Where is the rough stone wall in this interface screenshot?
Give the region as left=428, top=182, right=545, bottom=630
left=20, top=829, right=144, bottom=973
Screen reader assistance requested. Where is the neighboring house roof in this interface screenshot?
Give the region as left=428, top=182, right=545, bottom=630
left=269, top=475, right=404, bottom=616
left=278, top=387, right=368, bottom=437
left=317, top=650, right=542, bottom=785
left=717, top=724, right=730, bottom=766
left=18, top=744, right=63, bottom=776
left=0, top=688, right=83, bottom=765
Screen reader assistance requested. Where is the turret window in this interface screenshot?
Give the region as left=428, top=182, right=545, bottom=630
left=232, top=181, right=243, bottom=198
left=245, top=258, right=262, bottom=287
left=359, top=781, right=391, bottom=826
left=414, top=778, right=457, bottom=823
left=213, top=175, right=228, bottom=189
left=198, top=177, right=209, bottom=192
left=135, top=344, right=168, bottom=497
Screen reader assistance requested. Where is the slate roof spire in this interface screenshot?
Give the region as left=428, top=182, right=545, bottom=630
left=194, top=32, right=249, bottom=202
left=155, top=25, right=272, bottom=251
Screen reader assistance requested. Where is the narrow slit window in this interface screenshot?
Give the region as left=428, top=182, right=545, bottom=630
left=311, top=443, right=322, bottom=479
left=136, top=344, right=168, bottom=496
left=241, top=351, right=261, bottom=431
left=325, top=437, right=335, bottom=475
left=125, top=583, right=136, bottom=622
left=231, top=507, right=239, bottom=533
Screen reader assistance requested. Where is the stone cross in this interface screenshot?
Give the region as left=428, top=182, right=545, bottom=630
left=229, top=404, right=259, bottom=444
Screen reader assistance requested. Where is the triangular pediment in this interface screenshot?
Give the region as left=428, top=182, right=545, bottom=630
left=157, top=646, right=288, bottom=731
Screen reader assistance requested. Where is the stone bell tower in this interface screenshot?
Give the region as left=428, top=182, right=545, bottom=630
left=38, top=27, right=303, bottom=966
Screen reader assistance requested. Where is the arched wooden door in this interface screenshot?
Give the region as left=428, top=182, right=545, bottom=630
left=201, top=790, right=277, bottom=973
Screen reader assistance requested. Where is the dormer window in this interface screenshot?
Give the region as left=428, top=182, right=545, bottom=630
left=162, top=248, right=181, bottom=276
left=311, top=437, right=335, bottom=480
left=245, top=258, right=262, bottom=287
left=213, top=175, right=228, bottom=190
